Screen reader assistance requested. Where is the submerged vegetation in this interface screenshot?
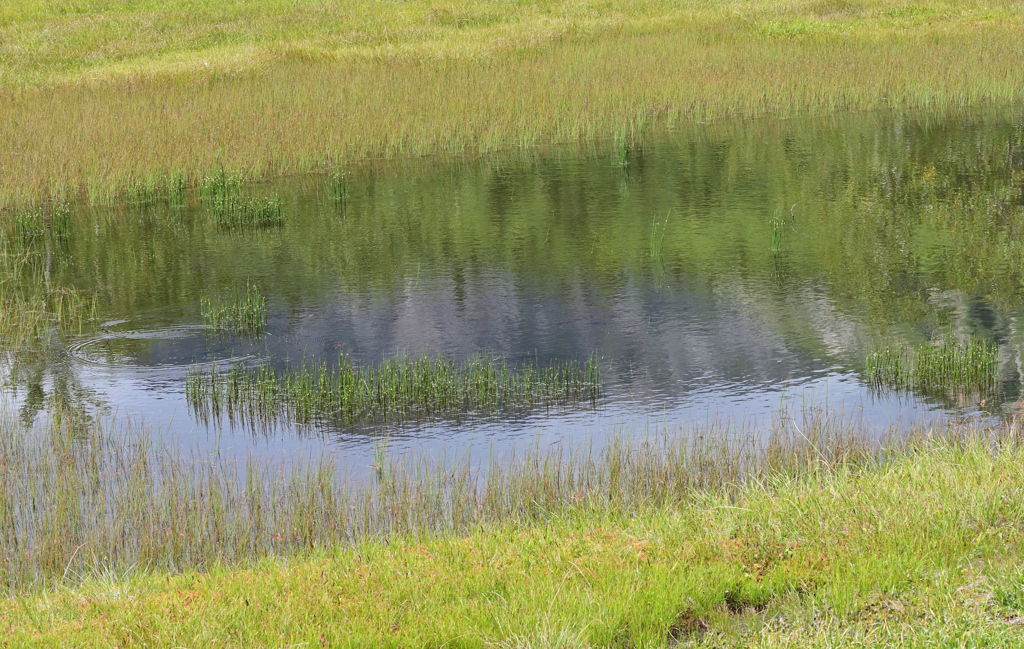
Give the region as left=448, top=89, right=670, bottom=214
left=865, top=335, right=998, bottom=396
left=2, top=1, right=1024, bottom=208
left=4, top=400, right=1024, bottom=645
left=185, top=353, right=601, bottom=426
left=200, top=283, right=267, bottom=335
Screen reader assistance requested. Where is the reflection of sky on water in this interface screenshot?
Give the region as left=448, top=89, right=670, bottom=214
left=4, top=264, right=970, bottom=476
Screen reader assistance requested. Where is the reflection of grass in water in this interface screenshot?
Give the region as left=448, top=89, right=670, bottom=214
left=866, top=335, right=998, bottom=396
left=0, top=233, right=97, bottom=348
left=185, top=353, right=602, bottom=426
left=200, top=283, right=266, bottom=335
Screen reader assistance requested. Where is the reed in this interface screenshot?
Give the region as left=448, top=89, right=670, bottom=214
left=330, top=172, right=348, bottom=202
left=6, top=409, right=1024, bottom=644
left=197, top=169, right=284, bottom=228
left=1, top=1, right=1023, bottom=209
left=649, top=215, right=668, bottom=258
left=199, top=283, right=267, bottom=335
left=0, top=397, right=961, bottom=593
left=185, top=352, right=602, bottom=426
left=770, top=211, right=786, bottom=253
left=210, top=195, right=282, bottom=228
left=865, top=335, right=998, bottom=395
left=5, top=203, right=70, bottom=243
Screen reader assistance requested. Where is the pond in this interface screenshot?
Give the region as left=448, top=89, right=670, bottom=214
left=5, top=107, right=1024, bottom=473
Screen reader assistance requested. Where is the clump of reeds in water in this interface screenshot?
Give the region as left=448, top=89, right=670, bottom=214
left=7, top=203, right=70, bottom=243
left=200, top=283, right=267, bottom=335
left=865, top=335, right=998, bottom=395
left=185, top=353, right=602, bottom=426
left=211, top=194, right=283, bottom=228
left=202, top=169, right=283, bottom=229
left=330, top=171, right=348, bottom=202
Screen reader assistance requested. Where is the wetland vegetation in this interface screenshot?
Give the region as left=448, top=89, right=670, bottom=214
left=866, top=335, right=999, bottom=397
left=4, top=0, right=1024, bottom=645
left=2, top=0, right=1024, bottom=208
left=200, top=283, right=267, bottom=335
left=185, top=353, right=602, bottom=428
left=3, top=400, right=1024, bottom=645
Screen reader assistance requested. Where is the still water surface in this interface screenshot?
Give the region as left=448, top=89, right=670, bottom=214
left=6, top=108, right=1024, bottom=471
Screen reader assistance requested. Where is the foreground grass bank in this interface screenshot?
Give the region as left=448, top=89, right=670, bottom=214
left=2, top=0, right=1024, bottom=208
left=4, top=403, right=1024, bottom=645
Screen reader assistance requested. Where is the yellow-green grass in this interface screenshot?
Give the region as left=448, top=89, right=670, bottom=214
left=2, top=0, right=1024, bottom=208
left=4, top=418, right=1024, bottom=646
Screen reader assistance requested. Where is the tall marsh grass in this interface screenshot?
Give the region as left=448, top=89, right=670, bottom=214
left=865, top=335, right=999, bottom=395
left=185, top=353, right=602, bottom=427
left=2, top=2, right=1023, bottom=208
left=3, top=398, right=996, bottom=593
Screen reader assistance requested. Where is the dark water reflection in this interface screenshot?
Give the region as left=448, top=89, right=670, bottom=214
left=5, top=107, right=1024, bottom=469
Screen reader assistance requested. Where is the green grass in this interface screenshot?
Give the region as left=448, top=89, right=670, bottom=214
left=199, top=282, right=267, bottom=335
left=865, top=335, right=998, bottom=396
left=210, top=194, right=283, bottom=228
left=1, top=1, right=1024, bottom=208
left=3, top=402, right=1024, bottom=645
left=201, top=170, right=283, bottom=228
left=185, top=352, right=602, bottom=426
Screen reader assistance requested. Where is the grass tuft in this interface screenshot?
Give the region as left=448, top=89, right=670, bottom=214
left=185, top=352, right=602, bottom=426
left=865, top=335, right=998, bottom=396
left=200, top=283, right=267, bottom=335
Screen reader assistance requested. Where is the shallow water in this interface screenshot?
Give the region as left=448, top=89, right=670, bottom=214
left=5, top=107, right=1024, bottom=472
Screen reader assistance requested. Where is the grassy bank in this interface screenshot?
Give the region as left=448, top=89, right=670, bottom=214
left=2, top=0, right=1023, bottom=208
left=3, top=409, right=1024, bottom=646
